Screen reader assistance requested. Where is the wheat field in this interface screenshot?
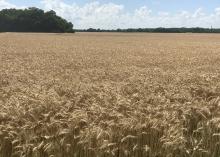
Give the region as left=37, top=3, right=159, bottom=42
left=0, top=32, right=220, bottom=157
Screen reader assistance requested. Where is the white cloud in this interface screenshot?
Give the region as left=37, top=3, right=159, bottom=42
left=41, top=0, right=125, bottom=29
left=192, top=8, right=205, bottom=18
left=0, top=0, right=26, bottom=10
left=1, top=0, right=220, bottom=29
left=134, top=6, right=152, bottom=18
left=0, top=0, right=16, bottom=10
left=41, top=0, right=220, bottom=29
left=215, top=8, right=220, bottom=16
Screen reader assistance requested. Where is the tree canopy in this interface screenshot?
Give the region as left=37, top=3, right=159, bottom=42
left=0, top=7, right=74, bottom=33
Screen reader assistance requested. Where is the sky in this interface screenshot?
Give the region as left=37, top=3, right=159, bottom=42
left=1, top=0, right=220, bottom=29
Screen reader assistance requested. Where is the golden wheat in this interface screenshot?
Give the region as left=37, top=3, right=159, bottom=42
left=0, top=32, right=220, bottom=157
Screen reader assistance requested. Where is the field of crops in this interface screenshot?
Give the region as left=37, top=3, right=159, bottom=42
left=0, top=32, right=220, bottom=157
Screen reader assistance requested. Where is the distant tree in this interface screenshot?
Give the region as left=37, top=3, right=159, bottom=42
left=78, top=27, right=220, bottom=33
left=0, top=7, right=74, bottom=33
left=87, top=28, right=97, bottom=32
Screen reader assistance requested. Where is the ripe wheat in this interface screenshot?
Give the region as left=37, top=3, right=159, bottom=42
left=0, top=32, right=220, bottom=157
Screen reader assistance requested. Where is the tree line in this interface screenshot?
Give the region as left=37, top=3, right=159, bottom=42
left=0, top=7, right=74, bottom=33
left=76, top=27, right=220, bottom=33
left=1, top=7, right=219, bottom=33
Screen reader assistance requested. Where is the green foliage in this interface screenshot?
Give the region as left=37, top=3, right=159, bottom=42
left=77, top=27, right=220, bottom=33
left=0, top=7, right=74, bottom=33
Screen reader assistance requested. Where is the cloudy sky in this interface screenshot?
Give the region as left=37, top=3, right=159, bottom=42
left=1, top=0, right=220, bottom=29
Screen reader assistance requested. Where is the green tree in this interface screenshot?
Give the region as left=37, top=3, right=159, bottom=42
left=0, top=7, right=74, bottom=33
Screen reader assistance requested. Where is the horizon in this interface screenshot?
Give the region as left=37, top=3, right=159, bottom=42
left=75, top=27, right=218, bottom=30
left=1, top=0, right=220, bottom=29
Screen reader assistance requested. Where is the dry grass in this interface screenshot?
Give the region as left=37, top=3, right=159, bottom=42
left=0, top=32, right=220, bottom=157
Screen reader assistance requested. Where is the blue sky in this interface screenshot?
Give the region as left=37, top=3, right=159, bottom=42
left=8, top=0, right=220, bottom=13
left=1, top=0, right=220, bottom=29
